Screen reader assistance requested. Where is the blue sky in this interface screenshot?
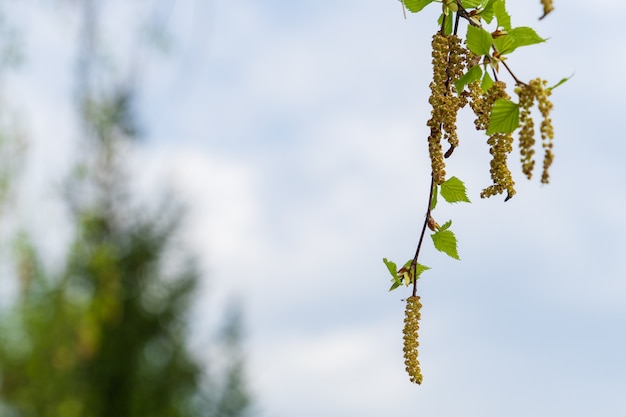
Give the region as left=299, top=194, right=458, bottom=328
left=5, top=1, right=626, bottom=416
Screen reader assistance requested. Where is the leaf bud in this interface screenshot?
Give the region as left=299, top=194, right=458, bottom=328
left=427, top=216, right=440, bottom=231
left=444, top=0, right=459, bottom=12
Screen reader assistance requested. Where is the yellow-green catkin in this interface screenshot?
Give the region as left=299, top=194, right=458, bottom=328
left=533, top=79, right=554, bottom=184
left=469, top=80, right=508, bottom=131
left=426, top=33, right=468, bottom=185
left=515, top=78, right=555, bottom=184
left=481, top=132, right=516, bottom=200
left=477, top=81, right=517, bottom=200
left=517, top=83, right=536, bottom=179
left=468, top=81, right=516, bottom=199
left=442, top=35, right=468, bottom=150
left=427, top=34, right=449, bottom=185
left=403, top=295, right=423, bottom=385
left=468, top=81, right=486, bottom=130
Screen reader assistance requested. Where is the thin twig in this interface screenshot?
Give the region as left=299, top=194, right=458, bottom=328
left=411, top=176, right=435, bottom=297
left=500, top=58, right=526, bottom=86
left=453, top=7, right=461, bottom=35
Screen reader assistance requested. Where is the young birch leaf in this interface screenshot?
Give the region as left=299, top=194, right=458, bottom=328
left=455, top=65, right=483, bottom=93
left=481, top=0, right=496, bottom=23
left=437, top=13, right=454, bottom=36
left=430, top=185, right=439, bottom=210
left=384, top=258, right=403, bottom=291
left=440, top=176, right=471, bottom=203
left=439, top=220, right=452, bottom=231
left=548, top=73, right=574, bottom=91
left=445, top=11, right=453, bottom=35
left=466, top=25, right=493, bottom=56
left=507, top=27, right=546, bottom=49
left=481, top=71, right=494, bottom=91
left=486, top=98, right=519, bottom=134
left=493, top=0, right=511, bottom=30
left=493, top=34, right=517, bottom=55
left=383, top=258, right=398, bottom=278
left=402, top=0, right=435, bottom=13
left=462, top=0, right=483, bottom=7
left=415, top=263, right=431, bottom=279
left=494, top=27, right=545, bottom=55
left=431, top=229, right=460, bottom=260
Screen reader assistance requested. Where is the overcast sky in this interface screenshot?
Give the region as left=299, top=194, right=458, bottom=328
left=5, top=0, right=626, bottom=416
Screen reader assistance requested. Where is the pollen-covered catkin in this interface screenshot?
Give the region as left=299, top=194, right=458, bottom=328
left=475, top=81, right=517, bottom=200
left=481, top=132, right=516, bottom=200
left=517, top=83, right=536, bottom=179
left=427, top=34, right=449, bottom=185
left=469, top=81, right=509, bottom=131
left=403, top=295, right=423, bottom=385
left=468, top=81, right=486, bottom=129
left=515, top=78, right=555, bottom=183
left=426, top=34, right=469, bottom=185
left=533, top=79, right=554, bottom=184
left=442, top=35, right=469, bottom=150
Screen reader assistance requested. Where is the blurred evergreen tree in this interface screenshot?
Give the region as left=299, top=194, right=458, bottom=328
left=0, top=2, right=252, bottom=417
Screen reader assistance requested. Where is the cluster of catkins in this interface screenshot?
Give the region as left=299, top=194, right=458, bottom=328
left=517, top=78, right=555, bottom=184
left=426, top=32, right=554, bottom=202
left=402, top=296, right=423, bottom=385
left=406, top=33, right=555, bottom=385
left=427, top=34, right=468, bottom=186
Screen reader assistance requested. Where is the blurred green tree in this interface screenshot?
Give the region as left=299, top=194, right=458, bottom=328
left=0, top=2, right=252, bottom=417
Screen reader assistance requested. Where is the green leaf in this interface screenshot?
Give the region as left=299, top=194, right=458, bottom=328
left=437, top=13, right=454, bottom=36
left=493, top=0, right=511, bottom=30
left=384, top=258, right=403, bottom=291
left=387, top=261, right=430, bottom=290
left=486, top=98, right=519, bottom=134
left=481, top=0, right=496, bottom=23
left=402, top=0, right=435, bottom=13
left=415, top=263, right=431, bottom=279
left=439, top=219, right=452, bottom=231
left=493, top=34, right=517, bottom=55
left=466, top=25, right=493, bottom=56
left=548, top=73, right=574, bottom=91
left=431, top=229, right=460, bottom=260
left=495, top=26, right=546, bottom=54
left=508, top=26, right=546, bottom=48
left=455, top=65, right=483, bottom=93
left=430, top=185, right=439, bottom=210
left=383, top=258, right=398, bottom=278
left=481, top=71, right=494, bottom=91
left=462, top=0, right=483, bottom=7
left=389, top=281, right=401, bottom=291
left=440, top=176, right=471, bottom=203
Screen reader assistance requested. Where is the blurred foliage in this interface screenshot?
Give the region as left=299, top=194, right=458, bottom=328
left=0, top=2, right=252, bottom=417
left=1, top=209, right=202, bottom=417
left=1, top=197, right=253, bottom=416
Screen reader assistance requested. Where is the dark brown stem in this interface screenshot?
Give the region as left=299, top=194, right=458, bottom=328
left=453, top=8, right=461, bottom=35
left=500, top=58, right=526, bottom=86
left=456, top=2, right=528, bottom=87
left=411, top=176, right=435, bottom=297
left=456, top=3, right=481, bottom=27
